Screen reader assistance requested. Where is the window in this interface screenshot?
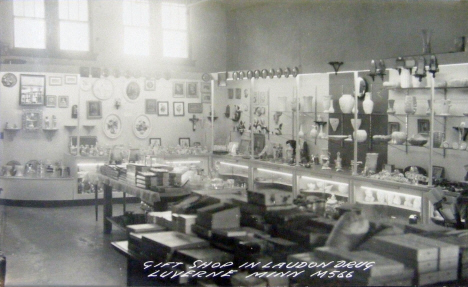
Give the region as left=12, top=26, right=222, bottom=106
left=13, top=0, right=46, bottom=49
left=123, top=0, right=150, bottom=56
left=59, top=0, right=90, bottom=51
left=161, top=2, right=188, bottom=58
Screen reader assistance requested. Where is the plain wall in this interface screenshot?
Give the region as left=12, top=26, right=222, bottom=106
left=226, top=1, right=468, bottom=73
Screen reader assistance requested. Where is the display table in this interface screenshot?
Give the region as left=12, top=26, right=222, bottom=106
left=87, top=172, right=190, bottom=234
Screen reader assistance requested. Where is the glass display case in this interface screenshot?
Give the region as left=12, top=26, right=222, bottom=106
left=252, top=161, right=294, bottom=192
left=214, top=157, right=250, bottom=188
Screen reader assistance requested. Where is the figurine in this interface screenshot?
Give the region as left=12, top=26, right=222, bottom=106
left=286, top=140, right=296, bottom=165
left=335, top=152, right=343, bottom=172
left=321, top=152, right=331, bottom=170
left=44, top=116, right=50, bottom=129
left=51, top=115, right=57, bottom=129
left=276, top=144, right=283, bottom=163
left=300, top=141, right=310, bottom=165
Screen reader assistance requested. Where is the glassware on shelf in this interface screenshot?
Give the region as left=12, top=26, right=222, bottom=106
left=404, top=95, right=417, bottom=114
left=387, top=99, right=396, bottom=114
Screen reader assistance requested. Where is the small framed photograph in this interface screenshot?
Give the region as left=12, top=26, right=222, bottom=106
left=149, top=138, right=161, bottom=147
left=158, top=101, right=169, bottom=116
left=235, top=88, right=242, bottom=99
left=65, top=75, right=78, bottom=85
left=145, top=79, right=156, bottom=91
left=145, top=99, right=158, bottom=114
left=228, top=88, right=234, bottom=99
left=179, top=137, right=190, bottom=147
left=433, top=166, right=445, bottom=180
left=46, top=95, right=57, bottom=107
left=58, top=96, right=69, bottom=108
left=49, top=76, right=62, bottom=86
left=173, top=82, right=185, bottom=98
left=19, top=74, right=46, bottom=106
left=23, top=109, right=43, bottom=130
left=388, top=122, right=400, bottom=134
left=188, top=103, right=203, bottom=114
left=201, top=83, right=211, bottom=93
left=87, top=101, right=102, bottom=119
left=186, top=82, right=198, bottom=98
left=173, top=102, right=185, bottom=116
left=417, top=119, right=430, bottom=135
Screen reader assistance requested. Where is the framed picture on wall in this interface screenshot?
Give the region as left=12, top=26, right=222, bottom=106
left=58, top=96, right=69, bottom=108
left=179, top=138, right=190, bottom=147
left=22, top=109, right=43, bottom=130
left=19, top=74, right=46, bottom=106
left=157, top=101, right=169, bottom=116
left=149, top=138, right=161, bottom=147
left=417, top=119, right=430, bottom=135
left=46, top=95, right=57, bottom=107
left=388, top=122, right=400, bottom=134
left=188, top=103, right=203, bottom=114
left=235, top=88, right=242, bottom=99
left=228, top=88, right=234, bottom=99
left=173, top=102, right=185, bottom=116
left=145, top=99, right=158, bottom=114
left=65, top=75, right=78, bottom=85
left=186, top=82, right=198, bottom=98
left=173, top=82, right=185, bottom=98
left=145, top=79, right=156, bottom=91
left=49, top=76, right=62, bottom=86
left=87, top=101, right=102, bottom=119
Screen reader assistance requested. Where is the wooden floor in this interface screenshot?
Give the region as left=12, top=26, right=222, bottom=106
left=1, top=203, right=141, bottom=286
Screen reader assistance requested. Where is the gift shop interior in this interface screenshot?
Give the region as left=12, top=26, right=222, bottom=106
left=1, top=0, right=468, bottom=286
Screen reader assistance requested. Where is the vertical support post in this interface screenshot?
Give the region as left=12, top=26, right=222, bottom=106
left=103, top=183, right=113, bottom=234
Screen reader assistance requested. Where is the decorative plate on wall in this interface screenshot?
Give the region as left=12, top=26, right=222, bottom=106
left=92, top=78, right=114, bottom=100
left=103, top=114, right=122, bottom=139
left=133, top=114, right=151, bottom=139
left=125, top=81, right=141, bottom=102
left=2, top=73, right=17, bottom=87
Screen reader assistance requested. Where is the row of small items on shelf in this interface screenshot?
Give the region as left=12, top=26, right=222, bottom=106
left=0, top=161, right=71, bottom=178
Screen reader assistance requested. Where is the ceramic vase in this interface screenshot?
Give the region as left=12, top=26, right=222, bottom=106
left=298, top=125, right=305, bottom=139
left=328, top=100, right=335, bottom=113
left=363, top=92, right=374, bottom=114
left=310, top=125, right=318, bottom=139
left=404, top=95, right=417, bottom=114
left=302, top=96, right=313, bottom=112
left=322, top=95, right=331, bottom=112
left=339, top=94, right=354, bottom=114
left=387, top=99, right=396, bottom=114
left=354, top=130, right=367, bottom=143
left=350, top=119, right=362, bottom=130
left=318, top=124, right=326, bottom=139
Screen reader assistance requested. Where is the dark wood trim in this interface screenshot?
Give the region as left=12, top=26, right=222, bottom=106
left=0, top=197, right=139, bottom=208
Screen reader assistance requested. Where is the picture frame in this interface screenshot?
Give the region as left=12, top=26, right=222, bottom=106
left=188, top=103, right=203, bottom=114
left=22, top=109, right=43, bottom=130
left=145, top=99, right=158, bottom=114
left=157, top=101, right=169, bottom=116
left=201, top=94, right=211, bottom=103
left=238, top=139, right=251, bottom=156
left=58, top=96, right=69, bottom=108
left=201, top=83, right=211, bottom=94
left=64, top=75, right=78, bottom=85
left=103, top=114, right=122, bottom=138
left=87, top=101, right=102, bottom=119
left=133, top=115, right=152, bottom=139
left=186, top=82, right=198, bottom=98
left=46, top=95, right=57, bottom=107
left=49, top=76, right=62, bottom=86
left=235, top=88, right=242, bottom=99
left=388, top=122, right=400, bottom=134
left=173, top=102, right=185, bottom=116
left=127, top=148, right=141, bottom=163
left=432, top=166, right=445, bottom=180
left=417, top=119, right=430, bottom=135
left=149, top=138, right=161, bottom=147
left=145, top=79, right=156, bottom=91
left=173, top=82, right=185, bottom=98
left=19, top=74, right=46, bottom=106
left=179, top=137, right=190, bottom=147
left=228, top=88, right=234, bottom=99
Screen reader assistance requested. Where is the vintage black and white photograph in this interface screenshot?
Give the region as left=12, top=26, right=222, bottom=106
left=2, top=1, right=468, bottom=286
left=86, top=100, right=102, bottom=119
left=173, top=82, right=185, bottom=97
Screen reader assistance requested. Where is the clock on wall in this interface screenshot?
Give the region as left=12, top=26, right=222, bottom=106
left=92, top=78, right=114, bottom=100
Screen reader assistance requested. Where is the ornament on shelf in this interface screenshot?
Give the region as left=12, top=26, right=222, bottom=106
left=387, top=99, right=396, bottom=114
left=363, top=92, right=374, bottom=114
left=335, top=152, right=343, bottom=172
left=329, top=118, right=339, bottom=132
left=339, top=94, right=354, bottom=114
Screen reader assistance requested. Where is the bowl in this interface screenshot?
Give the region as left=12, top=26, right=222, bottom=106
left=408, top=138, right=428, bottom=146
left=372, top=135, right=392, bottom=143
left=353, top=130, right=367, bottom=143
left=391, top=132, right=407, bottom=145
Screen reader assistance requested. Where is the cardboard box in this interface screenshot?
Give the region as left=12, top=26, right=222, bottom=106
left=247, top=190, right=294, bottom=206
left=141, top=231, right=209, bottom=259
left=196, top=203, right=240, bottom=229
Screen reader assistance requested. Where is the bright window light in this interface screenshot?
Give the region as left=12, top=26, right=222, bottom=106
left=59, top=0, right=89, bottom=51
left=161, top=2, right=188, bottom=58
left=13, top=0, right=46, bottom=49
left=123, top=0, right=150, bottom=56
